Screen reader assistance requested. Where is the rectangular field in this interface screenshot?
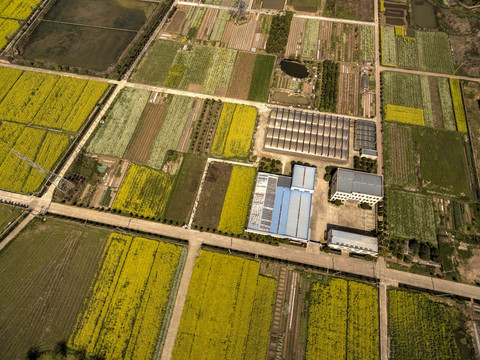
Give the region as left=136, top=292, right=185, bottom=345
left=112, top=164, right=175, bottom=218
left=387, top=189, right=437, bottom=246
left=417, top=31, right=454, bottom=74
left=211, top=103, right=257, bottom=160
left=388, top=290, right=471, bottom=359
left=70, top=233, right=183, bottom=360
left=217, top=165, right=256, bottom=235
left=0, top=0, right=42, bottom=19
left=193, top=161, right=233, bottom=230
left=247, top=54, right=275, bottom=102
left=164, top=154, right=207, bottom=223
left=306, top=278, right=378, bottom=360
left=0, top=218, right=111, bottom=359
left=0, top=203, right=23, bottom=233
left=171, top=251, right=276, bottom=360
left=0, top=68, right=108, bottom=132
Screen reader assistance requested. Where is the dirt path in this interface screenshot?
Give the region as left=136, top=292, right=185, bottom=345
left=160, top=238, right=201, bottom=360
left=379, top=280, right=389, bottom=360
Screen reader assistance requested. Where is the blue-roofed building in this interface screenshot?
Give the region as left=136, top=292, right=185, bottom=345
left=247, top=165, right=316, bottom=242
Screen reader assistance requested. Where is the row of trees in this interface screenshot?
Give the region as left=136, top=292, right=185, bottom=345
left=317, top=60, right=339, bottom=112
left=265, top=12, right=293, bottom=54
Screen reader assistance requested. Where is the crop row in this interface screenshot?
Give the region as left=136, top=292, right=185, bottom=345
left=360, top=26, right=374, bottom=63
left=437, top=77, right=456, bottom=131
left=113, top=164, right=175, bottom=218
left=211, top=103, right=257, bottom=159
left=307, top=278, right=379, bottom=360
left=218, top=166, right=256, bottom=235
left=449, top=78, right=467, bottom=132
left=70, top=234, right=182, bottom=359
left=202, top=48, right=237, bottom=95
left=209, top=9, right=230, bottom=42
left=0, top=68, right=108, bottom=132
left=172, top=251, right=276, bottom=360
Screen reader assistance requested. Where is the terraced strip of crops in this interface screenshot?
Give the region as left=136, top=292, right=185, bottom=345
left=306, top=278, right=379, bottom=360
left=171, top=251, right=276, bottom=360
left=217, top=165, right=256, bottom=235
left=210, top=103, right=257, bottom=159
left=70, top=234, right=183, bottom=360
left=113, top=164, right=175, bottom=218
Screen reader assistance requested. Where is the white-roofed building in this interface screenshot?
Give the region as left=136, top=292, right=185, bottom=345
left=327, top=229, right=378, bottom=256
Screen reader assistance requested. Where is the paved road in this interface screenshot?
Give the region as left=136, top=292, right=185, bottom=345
left=40, top=202, right=480, bottom=300
left=160, top=238, right=201, bottom=360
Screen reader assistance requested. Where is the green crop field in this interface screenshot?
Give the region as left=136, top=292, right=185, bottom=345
left=70, top=233, right=183, bottom=360
left=438, top=77, right=456, bottom=131
left=87, top=88, right=150, bottom=158
left=133, top=40, right=182, bottom=86
left=0, top=203, right=23, bottom=233
left=147, top=95, right=194, bottom=169
left=306, top=278, right=378, bottom=360
left=203, top=48, right=237, bottom=95
left=383, top=123, right=416, bottom=188
left=172, top=251, right=276, bottom=360
left=382, top=72, right=422, bottom=109
left=209, top=9, right=230, bottom=42
left=417, top=31, right=454, bottom=74
left=387, top=189, right=437, bottom=246
left=0, top=217, right=111, bottom=359
left=179, top=46, right=215, bottom=89
left=360, top=26, right=374, bottom=63
left=165, top=154, right=207, bottom=223
left=247, top=54, right=275, bottom=102
left=388, top=290, right=473, bottom=359
left=113, top=164, right=175, bottom=218
left=419, top=75, right=433, bottom=127
left=396, top=37, right=418, bottom=69
left=380, top=26, right=397, bottom=67
left=0, top=122, right=70, bottom=193
left=0, top=68, right=108, bottom=132
left=414, top=127, right=471, bottom=198
left=302, top=19, right=320, bottom=59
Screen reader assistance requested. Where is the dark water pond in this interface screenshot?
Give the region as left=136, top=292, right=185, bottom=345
left=280, top=59, right=309, bottom=78
left=411, top=0, right=437, bottom=28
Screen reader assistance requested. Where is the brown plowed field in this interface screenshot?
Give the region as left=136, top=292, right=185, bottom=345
left=252, top=33, right=267, bottom=51
left=228, top=17, right=257, bottom=51
left=226, top=52, right=256, bottom=99
left=167, top=9, right=187, bottom=33
left=221, top=21, right=234, bottom=46
left=193, top=161, right=233, bottom=230
left=388, top=124, right=410, bottom=182
left=316, top=21, right=361, bottom=62
left=286, top=17, right=305, bottom=57
left=429, top=76, right=445, bottom=130
left=337, top=64, right=360, bottom=116
left=124, top=103, right=167, bottom=164
left=196, top=8, right=219, bottom=41
left=177, top=99, right=204, bottom=153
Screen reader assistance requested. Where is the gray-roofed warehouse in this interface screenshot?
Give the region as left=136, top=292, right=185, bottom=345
left=330, top=168, right=383, bottom=206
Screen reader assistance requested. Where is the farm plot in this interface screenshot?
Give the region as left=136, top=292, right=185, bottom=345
left=203, top=48, right=237, bottom=95
left=179, top=46, right=215, bottom=90
left=323, top=0, right=374, bottom=21
left=0, top=218, right=111, bottom=360
left=0, top=0, right=42, bottom=19
left=0, top=19, right=21, bottom=50
left=247, top=54, right=275, bottom=102
left=165, top=154, right=207, bottom=223
left=112, top=164, right=175, bottom=218
left=306, top=278, right=378, bottom=360
left=171, top=250, right=276, bottom=360
left=413, top=127, right=471, bottom=198
left=211, top=103, right=257, bottom=159
left=449, top=78, right=467, bottom=132
left=193, top=161, right=233, bottom=229
left=226, top=16, right=257, bottom=51
left=189, top=99, right=223, bottom=155
left=337, top=64, right=361, bottom=116
left=396, top=36, right=418, bottom=69
left=388, top=290, right=473, bottom=359
left=285, top=17, right=305, bottom=58
left=0, top=68, right=108, bottom=132
left=286, top=0, right=321, bottom=12
left=383, top=123, right=416, bottom=189
left=209, top=9, right=230, bottom=42
left=132, top=40, right=182, bottom=86
left=301, top=19, right=319, bottom=59
left=386, top=189, right=437, bottom=246
left=70, top=234, right=183, bottom=360
left=226, top=52, right=256, bottom=99
left=380, top=26, right=396, bottom=67
left=463, top=82, right=480, bottom=181
left=218, top=166, right=256, bottom=235
left=437, top=77, right=456, bottom=131
left=417, top=31, right=454, bottom=74
left=87, top=88, right=150, bottom=158
left=381, top=72, right=422, bottom=109
left=0, top=122, right=70, bottom=194
left=147, top=95, right=194, bottom=169
left=0, top=203, right=23, bottom=234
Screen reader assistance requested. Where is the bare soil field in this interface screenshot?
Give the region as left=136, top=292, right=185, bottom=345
left=337, top=64, right=360, bottom=116
left=177, top=99, right=204, bottom=153
left=167, top=9, right=187, bottom=33
left=192, top=161, right=233, bottom=230
left=0, top=218, right=111, bottom=359
left=124, top=103, right=167, bottom=164
left=196, top=8, right=219, bottom=41
left=285, top=17, right=305, bottom=58
left=226, top=52, right=256, bottom=99
left=228, top=17, right=257, bottom=51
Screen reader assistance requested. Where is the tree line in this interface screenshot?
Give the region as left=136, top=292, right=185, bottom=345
left=265, top=12, right=293, bottom=54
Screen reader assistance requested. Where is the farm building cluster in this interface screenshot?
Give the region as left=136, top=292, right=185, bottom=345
left=247, top=164, right=316, bottom=242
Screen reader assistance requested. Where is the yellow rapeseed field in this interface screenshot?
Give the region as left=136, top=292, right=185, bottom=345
left=0, top=0, right=42, bottom=19
left=0, top=19, right=20, bottom=50
left=70, top=234, right=182, bottom=360
left=449, top=78, right=467, bottom=133
left=211, top=103, right=257, bottom=159
left=384, top=104, right=424, bottom=126
left=218, top=165, right=256, bottom=235
left=113, top=164, right=175, bottom=218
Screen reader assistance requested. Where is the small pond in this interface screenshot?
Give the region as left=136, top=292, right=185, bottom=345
left=280, top=59, right=309, bottom=79
left=411, top=0, right=437, bottom=28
